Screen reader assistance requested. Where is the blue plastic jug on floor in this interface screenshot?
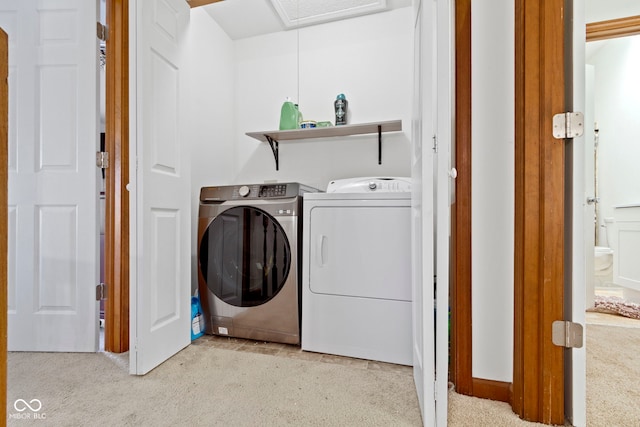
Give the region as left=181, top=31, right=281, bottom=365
left=191, top=295, right=205, bottom=340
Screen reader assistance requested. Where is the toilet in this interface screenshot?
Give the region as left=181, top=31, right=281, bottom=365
left=594, top=218, right=614, bottom=287
left=594, top=246, right=614, bottom=286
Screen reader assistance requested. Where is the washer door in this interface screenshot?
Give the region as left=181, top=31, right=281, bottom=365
left=199, top=206, right=291, bottom=307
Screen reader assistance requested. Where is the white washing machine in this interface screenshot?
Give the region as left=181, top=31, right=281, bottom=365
left=301, top=177, right=412, bottom=365
left=197, top=182, right=319, bottom=345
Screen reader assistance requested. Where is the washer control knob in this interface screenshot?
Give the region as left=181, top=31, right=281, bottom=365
left=238, top=185, right=250, bottom=197
left=368, top=182, right=377, bottom=190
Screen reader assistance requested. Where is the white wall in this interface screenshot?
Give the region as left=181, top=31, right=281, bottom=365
left=471, top=0, right=514, bottom=382
left=184, top=9, right=236, bottom=292
left=184, top=8, right=413, bottom=291
left=186, top=4, right=515, bottom=383
left=186, top=5, right=515, bottom=385
left=233, top=8, right=413, bottom=190
left=588, top=35, right=640, bottom=241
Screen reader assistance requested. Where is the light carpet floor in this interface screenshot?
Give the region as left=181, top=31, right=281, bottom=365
left=6, top=314, right=640, bottom=426
left=584, top=317, right=640, bottom=427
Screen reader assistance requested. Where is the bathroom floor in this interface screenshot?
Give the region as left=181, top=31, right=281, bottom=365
left=594, top=286, right=624, bottom=298
left=586, top=311, right=640, bottom=328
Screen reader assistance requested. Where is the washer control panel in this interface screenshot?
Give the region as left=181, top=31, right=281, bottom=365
left=200, top=182, right=319, bottom=203
left=258, top=184, right=288, bottom=197
left=230, top=184, right=289, bottom=199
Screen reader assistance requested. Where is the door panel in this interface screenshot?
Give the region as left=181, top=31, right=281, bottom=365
left=412, top=0, right=436, bottom=423
left=129, top=0, right=190, bottom=375
left=309, top=206, right=412, bottom=300
left=412, top=0, right=454, bottom=423
left=435, top=0, right=453, bottom=423
left=3, top=0, right=99, bottom=352
left=570, top=0, right=587, bottom=424
left=1, top=27, right=8, bottom=421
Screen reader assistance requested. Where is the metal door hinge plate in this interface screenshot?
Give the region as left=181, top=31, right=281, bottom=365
left=96, top=283, right=107, bottom=301
left=97, top=22, right=108, bottom=41
left=587, top=196, right=600, bottom=205
left=552, top=320, right=583, bottom=348
left=553, top=112, right=584, bottom=139
left=96, top=151, right=109, bottom=169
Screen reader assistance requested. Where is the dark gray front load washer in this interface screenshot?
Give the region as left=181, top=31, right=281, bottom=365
left=197, top=182, right=318, bottom=345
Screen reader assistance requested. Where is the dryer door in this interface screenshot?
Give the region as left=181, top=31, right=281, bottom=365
left=199, top=206, right=291, bottom=307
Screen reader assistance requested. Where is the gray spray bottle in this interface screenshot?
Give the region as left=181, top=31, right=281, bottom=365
left=334, top=93, right=348, bottom=126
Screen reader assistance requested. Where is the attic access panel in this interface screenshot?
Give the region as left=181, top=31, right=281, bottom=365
left=270, top=0, right=388, bottom=29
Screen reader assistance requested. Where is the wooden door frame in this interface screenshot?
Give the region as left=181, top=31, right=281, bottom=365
left=585, top=15, right=640, bottom=41
left=450, top=0, right=512, bottom=404
left=104, top=0, right=129, bottom=353
left=451, top=0, right=568, bottom=423
left=450, top=0, right=472, bottom=397
left=511, top=7, right=640, bottom=424
left=512, top=0, right=566, bottom=423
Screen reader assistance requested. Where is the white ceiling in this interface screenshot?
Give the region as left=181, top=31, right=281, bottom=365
left=585, top=0, right=640, bottom=23
left=202, top=0, right=411, bottom=40
left=271, top=0, right=387, bottom=29
left=201, top=0, right=640, bottom=42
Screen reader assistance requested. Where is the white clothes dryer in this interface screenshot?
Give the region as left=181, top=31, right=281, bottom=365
left=301, top=177, right=412, bottom=365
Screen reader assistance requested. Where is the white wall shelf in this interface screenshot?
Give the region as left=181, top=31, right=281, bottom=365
left=245, top=120, right=402, bottom=170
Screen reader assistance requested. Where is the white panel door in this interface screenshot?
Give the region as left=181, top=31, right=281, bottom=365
left=570, top=0, right=587, bottom=425
left=129, top=0, right=191, bottom=375
left=2, top=0, right=99, bottom=352
left=434, top=0, right=453, bottom=424
left=411, top=0, right=436, bottom=424
left=412, top=0, right=452, bottom=424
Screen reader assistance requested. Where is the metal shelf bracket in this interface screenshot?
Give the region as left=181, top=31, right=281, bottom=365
left=378, top=125, right=382, bottom=165
left=265, top=135, right=279, bottom=170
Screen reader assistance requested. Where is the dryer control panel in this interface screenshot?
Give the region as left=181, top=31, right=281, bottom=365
left=326, top=177, right=411, bottom=193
